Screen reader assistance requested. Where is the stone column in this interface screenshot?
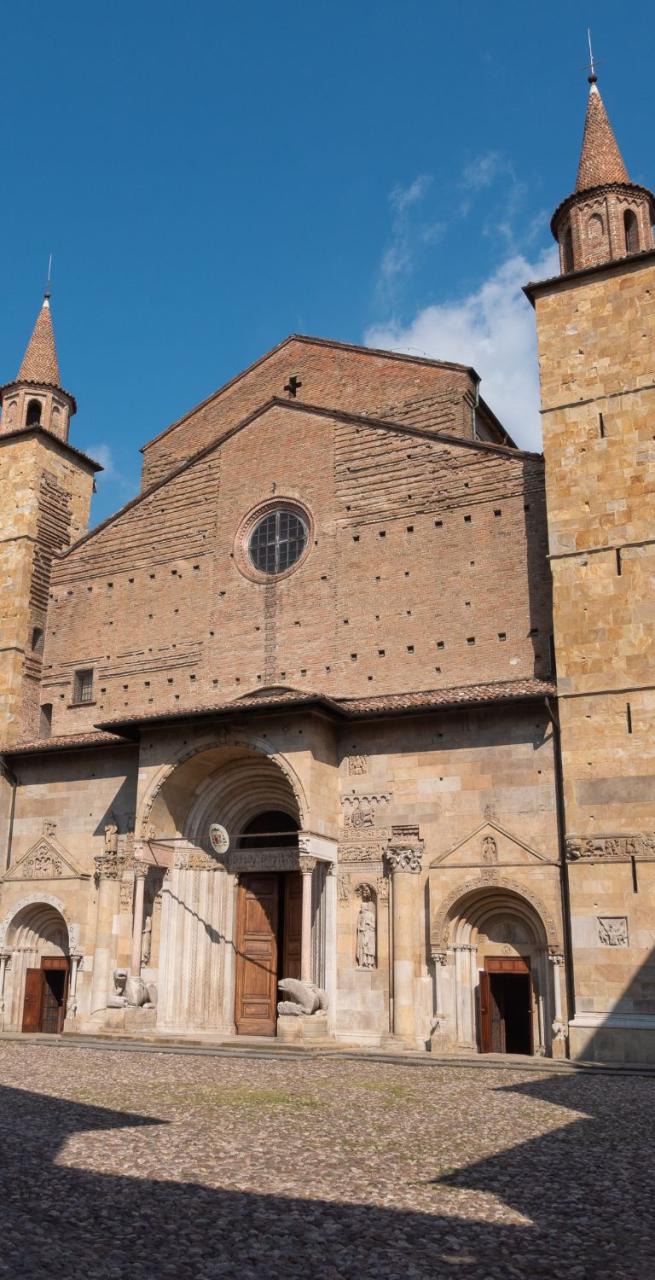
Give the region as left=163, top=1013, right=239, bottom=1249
left=130, top=860, right=149, bottom=977
left=299, top=855, right=317, bottom=983
left=386, top=836, right=424, bottom=1044
left=66, top=949, right=82, bottom=1019
left=431, top=950, right=448, bottom=1025
left=89, top=851, right=124, bottom=1018
left=0, top=950, right=10, bottom=1025
left=549, top=952, right=567, bottom=1058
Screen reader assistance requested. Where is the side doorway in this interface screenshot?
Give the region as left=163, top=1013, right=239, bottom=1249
left=480, top=956, right=533, bottom=1055
left=21, top=958, right=69, bottom=1034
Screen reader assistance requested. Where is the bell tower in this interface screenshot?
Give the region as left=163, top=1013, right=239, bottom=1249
left=527, top=73, right=655, bottom=1063
left=551, top=73, right=655, bottom=272
left=0, top=294, right=99, bottom=746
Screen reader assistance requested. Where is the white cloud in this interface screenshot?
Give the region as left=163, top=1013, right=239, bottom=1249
left=461, top=151, right=508, bottom=191
left=364, top=244, right=559, bottom=451
left=376, top=175, right=435, bottom=302
left=87, top=443, right=115, bottom=475
left=390, top=174, right=432, bottom=214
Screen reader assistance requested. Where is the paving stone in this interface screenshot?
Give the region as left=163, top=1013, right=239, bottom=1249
left=0, top=1042, right=653, bottom=1278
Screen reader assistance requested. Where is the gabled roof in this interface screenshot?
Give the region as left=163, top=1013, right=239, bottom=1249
left=576, top=81, right=629, bottom=192
left=141, top=333, right=479, bottom=454
left=17, top=296, right=61, bottom=386
left=59, top=396, right=541, bottom=561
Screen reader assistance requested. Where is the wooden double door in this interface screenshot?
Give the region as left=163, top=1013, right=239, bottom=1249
left=22, top=957, right=69, bottom=1034
left=480, top=956, right=533, bottom=1055
left=235, top=872, right=302, bottom=1036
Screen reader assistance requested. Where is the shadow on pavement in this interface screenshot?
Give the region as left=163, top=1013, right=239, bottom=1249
left=0, top=1073, right=652, bottom=1279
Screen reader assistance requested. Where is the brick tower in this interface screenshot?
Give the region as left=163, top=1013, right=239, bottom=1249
left=527, top=75, right=655, bottom=1061
left=0, top=294, right=99, bottom=746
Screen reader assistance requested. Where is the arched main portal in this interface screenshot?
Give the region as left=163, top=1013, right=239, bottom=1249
left=145, top=741, right=332, bottom=1039
left=4, top=902, right=70, bottom=1033
left=435, top=886, right=561, bottom=1058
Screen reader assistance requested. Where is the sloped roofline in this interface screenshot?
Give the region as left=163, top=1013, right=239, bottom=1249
left=57, top=396, right=542, bottom=562
left=524, top=245, right=655, bottom=304
left=140, top=333, right=480, bottom=455
left=0, top=424, right=102, bottom=472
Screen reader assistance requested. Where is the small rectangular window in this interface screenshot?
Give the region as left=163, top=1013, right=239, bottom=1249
left=73, top=669, right=94, bottom=704
left=40, top=704, right=52, bottom=737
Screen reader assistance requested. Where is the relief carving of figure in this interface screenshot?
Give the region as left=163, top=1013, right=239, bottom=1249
left=482, top=836, right=498, bottom=864
left=355, top=884, right=376, bottom=969
left=141, top=914, right=152, bottom=966
left=104, top=821, right=119, bottom=855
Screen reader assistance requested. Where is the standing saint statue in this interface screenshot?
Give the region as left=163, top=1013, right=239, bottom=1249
left=356, top=884, right=376, bottom=969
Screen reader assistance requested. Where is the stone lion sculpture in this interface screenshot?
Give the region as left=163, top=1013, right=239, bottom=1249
left=277, top=978, right=329, bottom=1016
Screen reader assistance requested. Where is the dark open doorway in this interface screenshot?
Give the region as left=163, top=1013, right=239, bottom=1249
left=22, top=957, right=69, bottom=1034
left=480, top=957, right=533, bottom=1055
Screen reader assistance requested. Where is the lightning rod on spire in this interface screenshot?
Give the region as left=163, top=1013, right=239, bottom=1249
left=45, top=253, right=53, bottom=301
left=587, top=29, right=597, bottom=84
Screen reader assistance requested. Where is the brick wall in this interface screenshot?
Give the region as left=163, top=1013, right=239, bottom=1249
left=139, top=338, right=494, bottom=491
left=44, top=399, right=551, bottom=736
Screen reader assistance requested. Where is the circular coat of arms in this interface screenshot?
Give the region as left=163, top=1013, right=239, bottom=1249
left=209, top=823, right=230, bottom=856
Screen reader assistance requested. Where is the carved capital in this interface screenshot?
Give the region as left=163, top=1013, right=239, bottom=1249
left=549, top=952, right=565, bottom=966
left=94, top=852, right=125, bottom=883
left=386, top=846, right=423, bottom=874
left=299, top=855, right=317, bottom=876
left=431, top=950, right=448, bottom=966
left=133, top=860, right=149, bottom=880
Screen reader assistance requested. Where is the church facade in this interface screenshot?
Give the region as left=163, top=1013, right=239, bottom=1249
left=0, top=77, right=653, bottom=1062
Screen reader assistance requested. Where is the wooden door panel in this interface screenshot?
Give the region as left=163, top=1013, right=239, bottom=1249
left=479, top=970, right=491, bottom=1053
left=485, top=956, right=530, bottom=974
left=22, top=968, right=44, bottom=1033
left=490, top=977, right=506, bottom=1053
left=283, top=872, right=302, bottom=980
left=235, top=874, right=279, bottom=1036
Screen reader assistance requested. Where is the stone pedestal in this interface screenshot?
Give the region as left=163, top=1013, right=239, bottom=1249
left=276, top=1011, right=330, bottom=1045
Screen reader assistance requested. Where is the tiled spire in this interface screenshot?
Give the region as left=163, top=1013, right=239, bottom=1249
left=17, top=296, right=61, bottom=386
left=575, top=79, right=629, bottom=192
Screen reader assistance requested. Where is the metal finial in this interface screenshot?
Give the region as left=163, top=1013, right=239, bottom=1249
left=44, top=253, right=53, bottom=300
left=587, top=29, right=598, bottom=84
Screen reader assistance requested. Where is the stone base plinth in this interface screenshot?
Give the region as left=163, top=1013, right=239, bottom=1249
left=276, top=1012, right=331, bottom=1044
left=569, top=1017, right=655, bottom=1065
left=81, top=1006, right=157, bottom=1035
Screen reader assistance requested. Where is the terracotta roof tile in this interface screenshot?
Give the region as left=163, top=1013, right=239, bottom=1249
left=17, top=298, right=61, bottom=386
left=576, top=83, right=629, bottom=192
left=96, top=678, right=556, bottom=734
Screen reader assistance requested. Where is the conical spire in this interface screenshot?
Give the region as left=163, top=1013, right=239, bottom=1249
left=576, top=79, right=630, bottom=192
left=17, top=295, right=61, bottom=386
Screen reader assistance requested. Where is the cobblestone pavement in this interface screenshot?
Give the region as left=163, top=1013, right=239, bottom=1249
left=0, top=1042, right=652, bottom=1280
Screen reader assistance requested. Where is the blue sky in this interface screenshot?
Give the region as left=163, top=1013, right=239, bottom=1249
left=1, top=1, right=652, bottom=524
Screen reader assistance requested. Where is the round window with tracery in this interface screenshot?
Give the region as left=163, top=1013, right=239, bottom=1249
left=248, top=508, right=308, bottom=576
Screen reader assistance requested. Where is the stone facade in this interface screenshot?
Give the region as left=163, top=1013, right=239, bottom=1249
left=0, top=75, right=652, bottom=1062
